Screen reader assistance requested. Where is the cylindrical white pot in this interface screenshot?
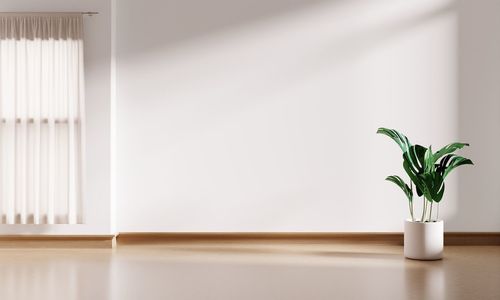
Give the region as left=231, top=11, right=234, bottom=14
left=404, top=220, right=443, bottom=260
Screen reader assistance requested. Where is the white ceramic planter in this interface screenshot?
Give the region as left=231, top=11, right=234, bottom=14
left=404, top=219, right=443, bottom=260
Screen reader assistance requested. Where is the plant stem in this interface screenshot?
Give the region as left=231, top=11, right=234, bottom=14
left=421, top=197, right=427, bottom=222
left=409, top=181, right=414, bottom=221
left=409, top=201, right=414, bottom=221
left=436, top=203, right=440, bottom=221
left=429, top=200, right=433, bottom=222
left=412, top=201, right=415, bottom=221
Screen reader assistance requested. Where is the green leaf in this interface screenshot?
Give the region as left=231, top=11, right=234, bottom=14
left=377, top=128, right=411, bottom=153
left=403, top=147, right=445, bottom=203
left=385, top=175, right=413, bottom=202
left=421, top=172, right=445, bottom=202
left=403, top=144, right=427, bottom=175
left=403, top=158, right=427, bottom=198
left=439, top=154, right=474, bottom=179
left=424, top=146, right=434, bottom=174
left=433, top=142, right=469, bottom=164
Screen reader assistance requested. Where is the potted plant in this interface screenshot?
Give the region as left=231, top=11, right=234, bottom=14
left=377, top=128, right=473, bottom=260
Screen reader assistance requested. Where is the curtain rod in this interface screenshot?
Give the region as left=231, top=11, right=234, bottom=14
left=0, top=12, right=99, bottom=16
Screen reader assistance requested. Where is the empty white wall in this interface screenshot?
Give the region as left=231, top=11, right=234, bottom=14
left=0, top=0, right=112, bottom=234
left=114, top=0, right=498, bottom=232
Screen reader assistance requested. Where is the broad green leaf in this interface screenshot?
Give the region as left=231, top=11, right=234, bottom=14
left=402, top=147, right=444, bottom=202
left=436, top=154, right=452, bottom=175
left=440, top=155, right=474, bottom=178
left=433, top=142, right=469, bottom=164
left=435, top=186, right=445, bottom=202
left=385, top=175, right=413, bottom=202
left=421, top=172, right=445, bottom=202
left=424, top=146, right=434, bottom=174
left=415, top=184, right=423, bottom=197
left=403, top=144, right=427, bottom=175
left=403, top=158, right=428, bottom=198
left=377, top=128, right=411, bottom=153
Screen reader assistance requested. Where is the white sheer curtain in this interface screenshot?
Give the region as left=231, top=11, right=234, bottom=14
left=0, top=14, right=85, bottom=224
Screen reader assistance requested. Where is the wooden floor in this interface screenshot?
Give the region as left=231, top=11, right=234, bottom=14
left=0, top=242, right=499, bottom=300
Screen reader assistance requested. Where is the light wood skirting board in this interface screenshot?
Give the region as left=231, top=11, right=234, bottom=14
left=116, top=232, right=500, bottom=246
left=0, top=235, right=115, bottom=249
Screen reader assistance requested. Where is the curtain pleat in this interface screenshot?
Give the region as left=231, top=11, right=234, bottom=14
left=0, top=14, right=84, bottom=224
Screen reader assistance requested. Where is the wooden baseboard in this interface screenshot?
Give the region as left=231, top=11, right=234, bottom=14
left=117, top=232, right=500, bottom=246
left=444, top=232, right=500, bottom=245
left=1, top=232, right=497, bottom=248
left=117, top=232, right=405, bottom=245
left=0, top=235, right=115, bottom=248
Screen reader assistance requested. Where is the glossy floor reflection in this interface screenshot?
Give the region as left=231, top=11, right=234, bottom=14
left=0, top=243, right=499, bottom=300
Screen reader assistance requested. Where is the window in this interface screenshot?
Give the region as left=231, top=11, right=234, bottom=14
left=0, top=14, right=85, bottom=224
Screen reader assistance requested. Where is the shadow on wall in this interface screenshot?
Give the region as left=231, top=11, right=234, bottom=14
left=117, top=0, right=332, bottom=56
left=116, top=0, right=458, bottom=117
left=452, top=0, right=500, bottom=231
left=118, top=0, right=455, bottom=62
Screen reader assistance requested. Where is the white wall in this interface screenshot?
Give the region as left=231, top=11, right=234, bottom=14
left=4, top=0, right=497, bottom=234
left=454, top=0, right=500, bottom=231
left=0, top=0, right=112, bottom=234
left=116, top=0, right=500, bottom=232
